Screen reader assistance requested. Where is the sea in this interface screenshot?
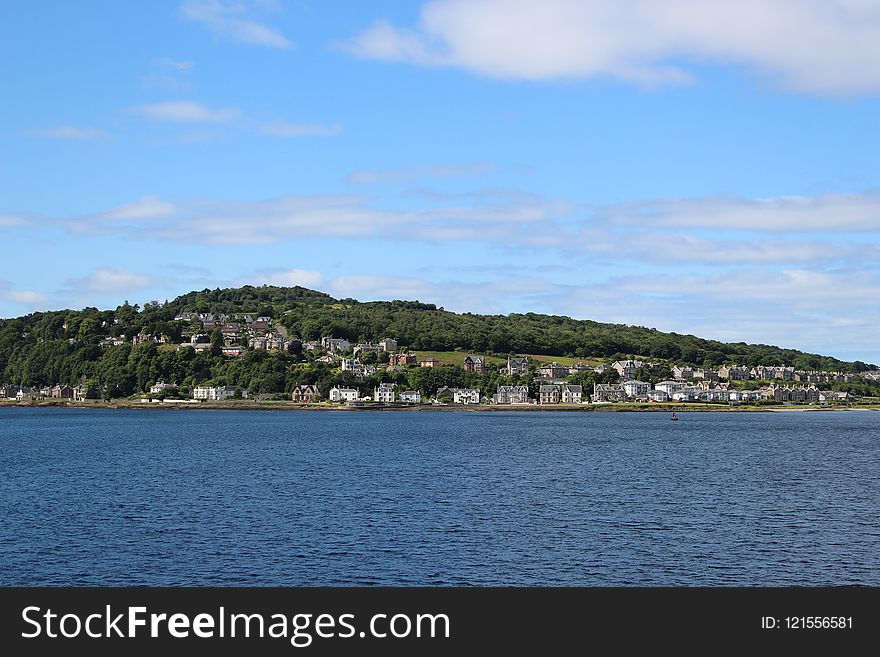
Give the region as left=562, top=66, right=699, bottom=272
left=1, top=407, right=877, bottom=586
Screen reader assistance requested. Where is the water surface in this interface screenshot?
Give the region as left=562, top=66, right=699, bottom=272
left=1, top=407, right=877, bottom=585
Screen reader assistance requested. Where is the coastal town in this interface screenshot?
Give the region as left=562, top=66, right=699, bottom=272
left=2, top=310, right=875, bottom=409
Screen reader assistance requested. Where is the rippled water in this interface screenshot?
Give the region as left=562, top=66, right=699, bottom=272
left=1, top=407, right=878, bottom=585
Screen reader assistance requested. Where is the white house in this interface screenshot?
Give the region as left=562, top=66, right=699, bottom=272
left=671, top=388, right=700, bottom=402
left=399, top=390, right=421, bottom=403
left=654, top=380, right=689, bottom=396
left=453, top=388, right=481, bottom=404
left=647, top=389, right=669, bottom=402
left=16, top=387, right=35, bottom=401
left=329, top=387, right=359, bottom=402
left=622, top=380, right=651, bottom=399
left=193, top=385, right=246, bottom=400
left=149, top=381, right=175, bottom=394
left=374, top=383, right=397, bottom=402
left=321, top=337, right=351, bottom=352
left=341, top=358, right=362, bottom=372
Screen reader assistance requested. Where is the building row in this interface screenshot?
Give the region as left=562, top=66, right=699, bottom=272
left=592, top=380, right=849, bottom=404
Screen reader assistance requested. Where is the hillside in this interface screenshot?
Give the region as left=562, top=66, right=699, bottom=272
left=0, top=285, right=875, bottom=398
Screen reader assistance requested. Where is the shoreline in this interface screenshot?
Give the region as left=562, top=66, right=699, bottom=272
left=2, top=400, right=877, bottom=413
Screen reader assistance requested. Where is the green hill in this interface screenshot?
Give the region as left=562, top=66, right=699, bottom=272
left=0, top=285, right=875, bottom=398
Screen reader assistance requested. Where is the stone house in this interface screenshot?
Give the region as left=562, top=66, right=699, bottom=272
left=463, top=356, right=485, bottom=374
left=718, top=365, right=750, bottom=380
left=538, top=384, right=560, bottom=404
left=560, top=384, right=583, bottom=403
left=389, top=353, right=417, bottom=366
left=493, top=385, right=529, bottom=404
left=612, top=360, right=644, bottom=380
left=536, top=363, right=570, bottom=379
left=378, top=338, right=398, bottom=352
left=292, top=385, right=321, bottom=403
left=593, top=383, right=627, bottom=403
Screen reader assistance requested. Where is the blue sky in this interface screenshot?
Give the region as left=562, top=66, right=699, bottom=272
left=2, top=0, right=880, bottom=362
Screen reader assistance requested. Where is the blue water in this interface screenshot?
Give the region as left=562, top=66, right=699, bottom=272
left=1, top=407, right=878, bottom=585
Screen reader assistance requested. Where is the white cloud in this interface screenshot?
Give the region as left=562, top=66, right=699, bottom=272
left=605, top=193, right=880, bottom=232
left=98, top=196, right=177, bottom=222
left=26, top=125, right=111, bottom=140
left=55, top=191, right=562, bottom=245
left=64, top=197, right=177, bottom=234
left=342, top=0, right=880, bottom=95
left=0, top=215, right=26, bottom=227
left=259, top=121, right=343, bottom=138
left=4, top=290, right=47, bottom=304
left=52, top=190, right=880, bottom=266
left=63, top=268, right=153, bottom=295
left=180, top=0, right=293, bottom=49
left=131, top=100, right=242, bottom=123
left=239, top=268, right=324, bottom=288
left=345, top=162, right=494, bottom=184
left=540, top=267, right=880, bottom=361
left=0, top=281, right=48, bottom=306
left=571, top=230, right=880, bottom=265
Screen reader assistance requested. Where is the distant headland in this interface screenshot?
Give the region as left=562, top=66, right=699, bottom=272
left=1, top=285, right=878, bottom=409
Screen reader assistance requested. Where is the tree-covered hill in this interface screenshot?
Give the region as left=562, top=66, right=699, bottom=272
left=0, top=285, right=875, bottom=397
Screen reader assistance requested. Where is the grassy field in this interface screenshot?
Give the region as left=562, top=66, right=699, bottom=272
left=412, top=351, right=605, bottom=367
left=521, top=354, right=604, bottom=366
left=412, top=351, right=507, bottom=366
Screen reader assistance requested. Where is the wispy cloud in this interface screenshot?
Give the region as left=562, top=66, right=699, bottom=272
left=99, top=196, right=177, bottom=222
left=538, top=268, right=880, bottom=362
left=258, top=121, right=343, bottom=138
left=130, top=100, right=242, bottom=123
left=0, top=280, right=48, bottom=306
left=65, top=197, right=177, bottom=234
left=180, top=0, right=293, bottom=49
left=26, top=125, right=111, bottom=140
left=604, top=193, right=880, bottom=232
left=129, top=101, right=339, bottom=140
left=159, top=57, right=195, bottom=72
left=142, top=57, right=196, bottom=91
left=0, top=215, right=27, bottom=228
left=342, top=0, right=880, bottom=96
left=49, top=189, right=880, bottom=267
left=345, top=162, right=494, bottom=184
left=55, top=190, right=566, bottom=245
left=61, top=267, right=153, bottom=296
left=234, top=267, right=325, bottom=288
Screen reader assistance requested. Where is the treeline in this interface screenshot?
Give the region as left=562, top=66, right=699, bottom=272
left=0, top=285, right=875, bottom=396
